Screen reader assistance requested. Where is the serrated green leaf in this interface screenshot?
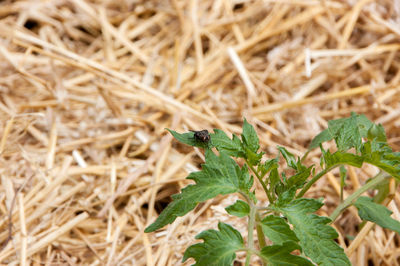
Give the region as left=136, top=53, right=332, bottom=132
left=354, top=196, right=400, bottom=235
left=286, top=166, right=312, bottom=189
left=241, top=119, right=264, bottom=165
left=383, top=152, right=400, bottom=164
left=241, top=118, right=259, bottom=153
left=211, top=129, right=245, bottom=157
left=322, top=149, right=364, bottom=168
left=371, top=162, right=400, bottom=180
left=334, top=114, right=363, bottom=152
left=276, top=187, right=296, bottom=206
left=309, top=113, right=374, bottom=152
left=259, top=241, right=313, bottom=266
left=145, top=150, right=253, bottom=232
left=244, top=147, right=263, bottom=166
left=167, top=129, right=210, bottom=149
left=331, top=113, right=373, bottom=152
left=278, top=146, right=297, bottom=170
left=182, top=222, right=244, bottom=266
left=259, top=158, right=279, bottom=177
left=277, top=146, right=311, bottom=191
left=273, top=198, right=351, bottom=265
left=328, top=113, right=372, bottom=138
left=361, top=140, right=400, bottom=180
left=309, top=129, right=333, bottom=150
left=261, top=215, right=299, bottom=245
left=225, top=200, right=250, bottom=217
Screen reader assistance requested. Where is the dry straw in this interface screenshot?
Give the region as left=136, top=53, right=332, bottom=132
left=0, top=0, right=399, bottom=265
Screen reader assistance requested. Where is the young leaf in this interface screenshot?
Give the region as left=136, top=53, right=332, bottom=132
left=241, top=119, right=263, bottom=165
left=354, top=112, right=375, bottom=135
left=286, top=166, right=312, bottom=189
left=167, top=129, right=210, bottom=149
left=277, top=146, right=297, bottom=170
left=328, top=113, right=372, bottom=147
left=354, top=196, right=400, bottom=235
left=367, top=124, right=387, bottom=142
left=260, top=241, right=314, bottom=266
left=182, top=222, right=244, bottom=266
left=244, top=146, right=263, bottom=166
left=268, top=167, right=281, bottom=192
left=309, top=113, right=374, bottom=152
left=241, top=118, right=259, bottom=153
left=225, top=200, right=250, bottom=217
left=144, top=150, right=253, bottom=232
left=211, top=129, right=245, bottom=157
left=273, top=198, right=351, bottom=265
left=261, top=215, right=299, bottom=245
left=277, top=147, right=312, bottom=190
left=332, top=114, right=363, bottom=152
left=212, top=120, right=263, bottom=165
left=258, top=158, right=278, bottom=177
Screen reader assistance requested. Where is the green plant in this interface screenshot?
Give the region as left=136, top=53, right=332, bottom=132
left=145, top=113, right=400, bottom=266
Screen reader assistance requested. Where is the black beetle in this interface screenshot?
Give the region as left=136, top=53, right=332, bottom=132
left=191, top=130, right=210, bottom=143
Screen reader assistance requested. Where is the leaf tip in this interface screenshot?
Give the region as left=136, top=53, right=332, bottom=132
left=144, top=225, right=154, bottom=233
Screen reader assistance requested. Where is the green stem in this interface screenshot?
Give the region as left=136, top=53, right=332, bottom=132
left=255, top=213, right=266, bottom=249
left=329, top=171, right=389, bottom=222
left=247, top=162, right=273, bottom=202
left=245, top=201, right=257, bottom=266
left=296, top=167, right=334, bottom=198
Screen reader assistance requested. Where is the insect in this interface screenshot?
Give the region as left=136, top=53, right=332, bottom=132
left=191, top=130, right=210, bottom=143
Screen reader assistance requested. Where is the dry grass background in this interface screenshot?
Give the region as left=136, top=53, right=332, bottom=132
left=0, top=0, right=400, bottom=265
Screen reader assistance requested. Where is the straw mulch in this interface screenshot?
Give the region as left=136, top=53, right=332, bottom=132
left=0, top=0, right=399, bottom=265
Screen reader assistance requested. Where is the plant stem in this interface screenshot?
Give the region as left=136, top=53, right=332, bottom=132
left=296, top=166, right=334, bottom=198
left=245, top=201, right=257, bottom=266
left=247, top=162, right=273, bottom=202
left=255, top=213, right=266, bottom=249
left=330, top=171, right=389, bottom=222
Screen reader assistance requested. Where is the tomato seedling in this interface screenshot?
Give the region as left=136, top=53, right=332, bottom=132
left=145, top=113, right=400, bottom=266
